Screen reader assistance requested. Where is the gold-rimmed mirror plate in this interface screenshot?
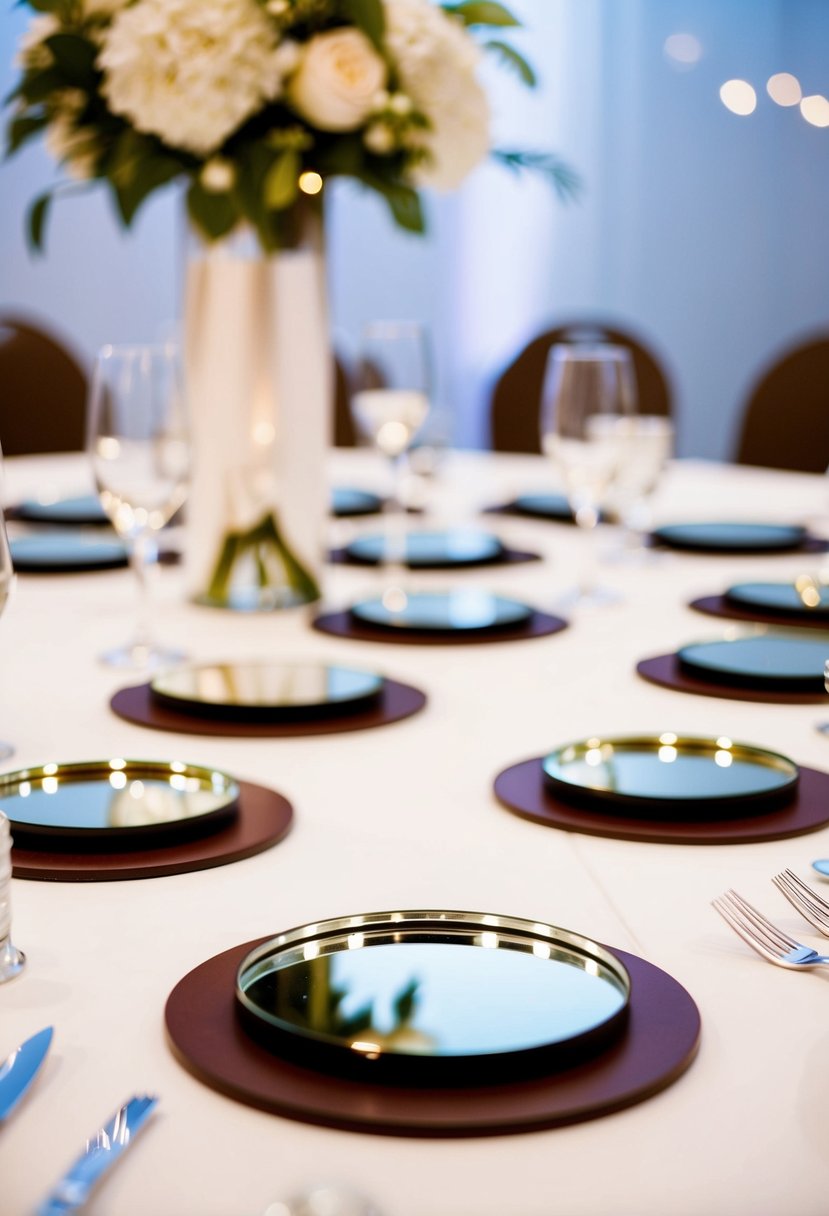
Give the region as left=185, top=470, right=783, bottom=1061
left=542, top=733, right=798, bottom=812
left=236, top=910, right=630, bottom=1084
left=151, top=662, right=384, bottom=718
left=1, top=758, right=239, bottom=845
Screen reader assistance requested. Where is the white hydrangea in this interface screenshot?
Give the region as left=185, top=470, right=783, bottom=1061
left=99, top=0, right=288, bottom=156
left=383, top=0, right=490, bottom=190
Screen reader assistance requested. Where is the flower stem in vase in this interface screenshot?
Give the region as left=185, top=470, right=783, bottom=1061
left=202, top=510, right=320, bottom=611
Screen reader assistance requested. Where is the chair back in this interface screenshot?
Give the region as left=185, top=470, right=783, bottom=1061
left=489, top=321, right=673, bottom=453
left=734, top=334, right=829, bottom=472
left=0, top=315, right=88, bottom=455
left=333, top=353, right=356, bottom=446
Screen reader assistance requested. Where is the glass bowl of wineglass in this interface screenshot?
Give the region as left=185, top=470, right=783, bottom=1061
left=350, top=320, right=431, bottom=576
left=540, top=343, right=636, bottom=608
left=88, top=343, right=190, bottom=669
left=600, top=415, right=675, bottom=559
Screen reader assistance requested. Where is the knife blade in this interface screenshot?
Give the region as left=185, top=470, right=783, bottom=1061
left=0, top=1026, right=53, bottom=1121
left=36, top=1093, right=157, bottom=1216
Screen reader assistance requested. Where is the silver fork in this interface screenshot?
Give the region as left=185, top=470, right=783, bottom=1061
left=712, top=889, right=829, bottom=971
left=772, top=868, right=829, bottom=937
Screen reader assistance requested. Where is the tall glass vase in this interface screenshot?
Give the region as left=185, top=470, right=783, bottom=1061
left=183, top=202, right=329, bottom=610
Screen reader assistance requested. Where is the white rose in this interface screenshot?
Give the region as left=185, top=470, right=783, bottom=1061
left=287, top=28, right=387, bottom=132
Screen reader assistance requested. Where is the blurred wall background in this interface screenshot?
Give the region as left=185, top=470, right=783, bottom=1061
left=1, top=0, right=827, bottom=459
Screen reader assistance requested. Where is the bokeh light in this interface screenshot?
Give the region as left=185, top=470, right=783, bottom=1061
left=767, top=73, right=802, bottom=106
left=801, top=94, right=829, bottom=127
left=664, top=33, right=703, bottom=67
left=719, top=80, right=757, bottom=116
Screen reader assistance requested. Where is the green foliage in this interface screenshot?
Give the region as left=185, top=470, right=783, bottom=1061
left=186, top=184, right=238, bottom=243
left=43, top=33, right=97, bottom=86
left=6, top=112, right=49, bottom=155
left=492, top=149, right=582, bottom=201
left=264, top=149, right=300, bottom=210
left=339, top=0, right=385, bottom=50
left=484, top=39, right=536, bottom=87
left=393, top=979, right=419, bottom=1024
left=444, top=1, right=520, bottom=28
left=22, top=0, right=66, bottom=13
left=360, top=171, right=425, bottom=233
left=26, top=189, right=52, bottom=251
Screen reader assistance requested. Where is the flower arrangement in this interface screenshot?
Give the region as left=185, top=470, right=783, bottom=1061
left=6, top=0, right=577, bottom=251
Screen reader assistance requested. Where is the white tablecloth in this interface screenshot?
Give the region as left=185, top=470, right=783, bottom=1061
left=2, top=451, right=829, bottom=1216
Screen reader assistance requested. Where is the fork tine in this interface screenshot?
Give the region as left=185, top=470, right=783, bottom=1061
left=715, top=893, right=784, bottom=955
left=712, top=896, right=778, bottom=962
left=773, top=869, right=829, bottom=930
left=725, top=889, right=801, bottom=951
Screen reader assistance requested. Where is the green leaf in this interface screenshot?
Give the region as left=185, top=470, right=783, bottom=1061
left=492, top=148, right=582, bottom=202
left=263, top=149, right=299, bottom=211
left=233, top=142, right=279, bottom=247
left=26, top=189, right=52, bottom=252
left=6, top=112, right=49, bottom=156
left=106, top=134, right=182, bottom=225
left=443, top=1, right=520, bottom=27
left=106, top=128, right=146, bottom=190
left=186, top=183, right=238, bottom=243
left=339, top=0, right=385, bottom=50
left=17, top=67, right=65, bottom=104
left=315, top=134, right=364, bottom=177
left=22, top=0, right=63, bottom=13
left=44, top=33, right=97, bottom=85
left=484, top=39, right=536, bottom=86
left=361, top=173, right=424, bottom=233
left=393, top=979, right=419, bottom=1025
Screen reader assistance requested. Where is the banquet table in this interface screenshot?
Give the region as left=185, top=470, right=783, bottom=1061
left=2, top=449, right=829, bottom=1216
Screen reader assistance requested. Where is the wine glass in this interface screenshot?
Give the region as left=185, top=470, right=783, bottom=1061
left=350, top=321, right=431, bottom=575
left=601, top=415, right=675, bottom=558
left=88, top=343, right=190, bottom=669
left=540, top=343, right=636, bottom=607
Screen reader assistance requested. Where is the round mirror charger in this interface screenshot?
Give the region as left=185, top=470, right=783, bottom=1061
left=236, top=910, right=630, bottom=1086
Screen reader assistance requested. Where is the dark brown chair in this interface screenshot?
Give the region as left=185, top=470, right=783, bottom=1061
left=489, top=321, right=674, bottom=453
left=333, top=352, right=356, bottom=447
left=0, top=314, right=88, bottom=455
left=734, top=334, right=829, bottom=472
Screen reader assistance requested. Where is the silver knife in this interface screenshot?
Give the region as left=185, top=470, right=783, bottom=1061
left=36, top=1093, right=158, bottom=1216
left=0, top=1026, right=53, bottom=1121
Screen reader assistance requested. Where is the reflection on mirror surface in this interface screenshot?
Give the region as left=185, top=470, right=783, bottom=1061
left=152, top=663, right=383, bottom=711
left=725, top=579, right=829, bottom=615
left=1, top=759, right=238, bottom=832
left=346, top=531, right=504, bottom=566
left=239, top=926, right=628, bottom=1061
left=543, top=735, right=798, bottom=804
left=351, top=590, right=532, bottom=631
left=678, top=633, right=829, bottom=683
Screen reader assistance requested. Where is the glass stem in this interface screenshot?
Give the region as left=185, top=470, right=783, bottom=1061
left=383, top=454, right=408, bottom=584
left=574, top=507, right=600, bottom=599
left=130, top=530, right=158, bottom=653
left=624, top=497, right=652, bottom=552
